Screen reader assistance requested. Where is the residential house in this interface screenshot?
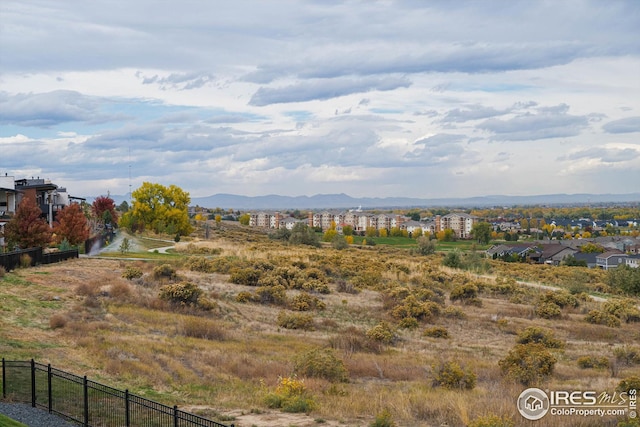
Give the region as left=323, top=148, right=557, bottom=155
left=595, top=251, right=628, bottom=270
left=539, top=244, right=578, bottom=265
left=0, top=174, right=18, bottom=218
left=573, top=252, right=598, bottom=268
left=626, top=255, right=640, bottom=269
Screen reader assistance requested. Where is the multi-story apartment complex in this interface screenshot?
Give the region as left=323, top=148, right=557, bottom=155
left=248, top=210, right=478, bottom=239
left=437, top=213, right=477, bottom=239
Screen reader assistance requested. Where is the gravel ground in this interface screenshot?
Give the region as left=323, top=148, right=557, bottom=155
left=0, top=402, right=77, bottom=427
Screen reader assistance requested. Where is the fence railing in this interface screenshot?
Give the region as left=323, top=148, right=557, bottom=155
left=1, top=359, right=233, bottom=427
left=0, top=247, right=79, bottom=271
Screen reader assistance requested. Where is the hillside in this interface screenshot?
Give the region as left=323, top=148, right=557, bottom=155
left=1, top=224, right=639, bottom=427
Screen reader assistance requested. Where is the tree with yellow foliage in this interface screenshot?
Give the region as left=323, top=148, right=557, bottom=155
left=119, top=182, right=193, bottom=236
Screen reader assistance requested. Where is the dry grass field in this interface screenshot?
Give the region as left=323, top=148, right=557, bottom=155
left=1, top=223, right=639, bottom=427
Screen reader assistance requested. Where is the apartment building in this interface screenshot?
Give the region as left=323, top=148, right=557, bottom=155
left=248, top=210, right=478, bottom=239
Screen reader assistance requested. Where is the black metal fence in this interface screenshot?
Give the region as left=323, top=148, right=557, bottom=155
left=1, top=359, right=233, bottom=427
left=0, top=247, right=79, bottom=271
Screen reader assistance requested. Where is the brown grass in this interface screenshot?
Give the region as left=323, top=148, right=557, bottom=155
left=2, top=227, right=639, bottom=427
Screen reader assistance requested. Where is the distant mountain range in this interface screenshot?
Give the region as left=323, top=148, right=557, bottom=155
left=95, top=192, right=640, bottom=210
left=184, top=192, right=640, bottom=210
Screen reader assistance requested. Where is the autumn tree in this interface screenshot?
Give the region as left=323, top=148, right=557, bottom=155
left=4, top=197, right=52, bottom=249
left=120, top=182, right=193, bottom=236
left=471, top=222, right=492, bottom=244
left=239, top=213, right=250, bottom=225
left=436, top=229, right=455, bottom=242
left=92, top=195, right=119, bottom=226
left=53, top=203, right=90, bottom=246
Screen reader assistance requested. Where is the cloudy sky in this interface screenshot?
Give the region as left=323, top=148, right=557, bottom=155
left=1, top=1, right=639, bottom=200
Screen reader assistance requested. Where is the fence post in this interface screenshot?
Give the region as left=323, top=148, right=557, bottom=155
left=2, top=358, right=5, bottom=399
left=83, top=376, right=89, bottom=427
left=125, top=389, right=130, bottom=427
left=30, top=359, right=36, bottom=408
left=47, top=364, right=52, bottom=413
left=174, top=405, right=178, bottom=427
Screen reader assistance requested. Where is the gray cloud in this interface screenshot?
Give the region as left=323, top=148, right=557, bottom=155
left=140, top=72, right=216, bottom=90
left=441, top=105, right=507, bottom=123
left=559, top=147, right=640, bottom=163
left=249, top=76, right=412, bottom=106
left=0, top=90, right=108, bottom=127
left=602, top=117, right=640, bottom=133
left=2, top=1, right=639, bottom=199
left=478, top=105, right=591, bottom=141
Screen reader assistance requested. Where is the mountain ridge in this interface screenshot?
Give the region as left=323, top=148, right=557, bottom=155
left=91, top=192, right=640, bottom=209
left=186, top=192, right=640, bottom=210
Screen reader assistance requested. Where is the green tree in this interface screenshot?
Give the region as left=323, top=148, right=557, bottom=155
left=120, top=182, right=193, bottom=236
left=331, top=234, right=348, bottom=250
left=607, top=265, right=640, bottom=296
left=289, top=223, right=320, bottom=247
left=416, top=235, right=436, bottom=255
left=117, top=200, right=129, bottom=212
left=471, top=222, right=492, bottom=244
left=342, top=225, right=354, bottom=236
left=4, top=197, right=52, bottom=249
left=53, top=203, right=90, bottom=246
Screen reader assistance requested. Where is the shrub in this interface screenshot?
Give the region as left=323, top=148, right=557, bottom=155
left=19, top=254, right=32, bottom=268
left=0, top=265, right=6, bottom=278
left=49, top=313, right=68, bottom=329
left=230, top=268, right=263, bottom=286
left=613, top=346, right=640, bottom=366
left=366, top=321, right=396, bottom=344
left=516, top=326, right=564, bottom=349
left=617, top=375, right=640, bottom=394
left=535, top=302, right=562, bottom=319
left=468, top=414, right=515, bottom=427
left=264, top=376, right=316, bottom=414
left=442, top=251, right=462, bottom=268
left=423, top=326, right=449, bottom=339
left=235, top=291, right=254, bottom=303
left=585, top=310, right=621, bottom=327
left=331, top=234, right=348, bottom=250
left=277, top=311, right=314, bottom=330
left=370, top=408, right=396, bottom=427
left=431, top=360, right=476, bottom=390
left=499, top=343, right=557, bottom=386
left=122, top=266, right=143, bottom=280
left=539, top=290, right=579, bottom=308
left=208, top=257, right=236, bottom=274
left=152, top=264, right=177, bottom=280
left=450, top=284, right=479, bottom=304
left=391, top=296, right=441, bottom=322
left=159, top=281, right=203, bottom=307
left=604, top=299, right=640, bottom=323
left=185, top=256, right=214, bottom=273
left=289, top=292, right=326, bottom=311
left=398, top=316, right=419, bottom=329
left=293, top=348, right=349, bottom=383
left=577, top=356, right=610, bottom=369
left=255, top=285, right=288, bottom=305
left=442, top=305, right=467, bottom=319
